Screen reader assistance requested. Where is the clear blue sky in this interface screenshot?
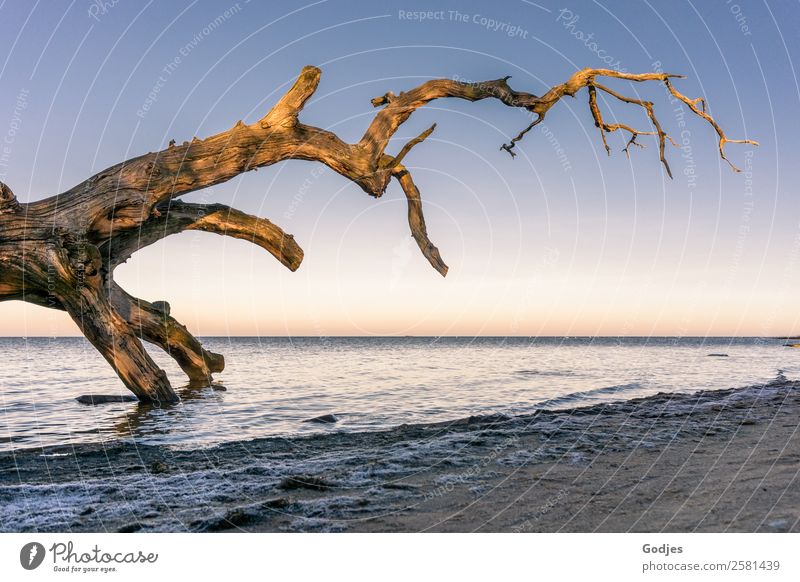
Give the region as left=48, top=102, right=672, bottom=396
left=0, top=0, right=798, bottom=336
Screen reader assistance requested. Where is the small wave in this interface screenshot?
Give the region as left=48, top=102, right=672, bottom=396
left=514, top=369, right=575, bottom=377
left=536, top=382, right=643, bottom=408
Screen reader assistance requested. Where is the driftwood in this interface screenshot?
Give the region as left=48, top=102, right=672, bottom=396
left=0, top=66, right=756, bottom=402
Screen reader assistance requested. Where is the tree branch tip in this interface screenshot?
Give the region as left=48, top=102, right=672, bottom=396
left=419, top=123, right=437, bottom=140
left=500, top=143, right=517, bottom=158
left=371, top=91, right=396, bottom=108
left=293, top=65, right=322, bottom=89
left=733, top=138, right=759, bottom=147
left=286, top=256, right=303, bottom=272
left=384, top=123, right=438, bottom=170
left=301, top=64, right=322, bottom=77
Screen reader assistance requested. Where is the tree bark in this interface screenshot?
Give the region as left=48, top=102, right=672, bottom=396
left=0, top=66, right=756, bottom=402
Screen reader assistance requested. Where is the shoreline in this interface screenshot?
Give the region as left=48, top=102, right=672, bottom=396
left=1, top=379, right=798, bottom=532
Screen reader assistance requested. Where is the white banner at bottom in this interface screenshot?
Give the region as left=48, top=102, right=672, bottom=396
left=0, top=533, right=797, bottom=581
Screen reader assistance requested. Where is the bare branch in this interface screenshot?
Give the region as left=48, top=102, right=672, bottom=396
left=105, top=201, right=304, bottom=271
left=109, top=284, right=224, bottom=385
left=500, top=114, right=544, bottom=158
left=36, top=65, right=755, bottom=276
left=364, top=75, right=540, bottom=162
left=664, top=78, right=758, bottom=172
left=261, top=65, right=321, bottom=128
left=384, top=123, right=437, bottom=170
left=394, top=166, right=448, bottom=277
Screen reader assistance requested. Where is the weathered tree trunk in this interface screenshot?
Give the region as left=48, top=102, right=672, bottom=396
left=0, top=66, right=755, bottom=403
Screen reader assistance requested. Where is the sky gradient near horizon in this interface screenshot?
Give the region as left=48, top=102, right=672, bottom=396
left=0, top=0, right=798, bottom=337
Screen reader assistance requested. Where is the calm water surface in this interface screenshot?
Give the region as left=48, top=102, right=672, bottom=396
left=0, top=337, right=796, bottom=451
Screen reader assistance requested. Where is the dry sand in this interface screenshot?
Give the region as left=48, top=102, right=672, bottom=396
left=357, top=389, right=800, bottom=532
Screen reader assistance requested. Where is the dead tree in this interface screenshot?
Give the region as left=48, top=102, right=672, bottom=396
left=0, top=66, right=756, bottom=402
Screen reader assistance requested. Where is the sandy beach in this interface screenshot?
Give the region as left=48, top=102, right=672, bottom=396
left=2, top=377, right=798, bottom=533
left=359, top=382, right=800, bottom=533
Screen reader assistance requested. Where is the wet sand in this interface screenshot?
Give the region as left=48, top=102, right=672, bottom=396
left=1, top=378, right=798, bottom=532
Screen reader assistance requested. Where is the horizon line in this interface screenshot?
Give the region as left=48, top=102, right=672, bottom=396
left=0, top=335, right=794, bottom=339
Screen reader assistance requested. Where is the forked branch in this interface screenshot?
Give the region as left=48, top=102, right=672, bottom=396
left=42, top=66, right=756, bottom=279
left=0, top=65, right=756, bottom=402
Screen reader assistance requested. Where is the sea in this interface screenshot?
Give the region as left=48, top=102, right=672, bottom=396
left=0, top=336, right=795, bottom=452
